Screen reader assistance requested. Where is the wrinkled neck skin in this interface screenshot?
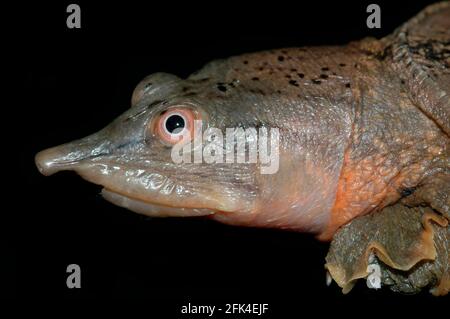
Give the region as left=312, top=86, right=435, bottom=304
left=211, top=90, right=354, bottom=234
left=206, top=46, right=357, bottom=235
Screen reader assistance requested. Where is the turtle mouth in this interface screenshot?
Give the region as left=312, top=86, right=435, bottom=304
left=101, top=188, right=216, bottom=217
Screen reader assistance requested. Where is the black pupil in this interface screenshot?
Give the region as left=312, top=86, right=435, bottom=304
left=165, top=115, right=185, bottom=134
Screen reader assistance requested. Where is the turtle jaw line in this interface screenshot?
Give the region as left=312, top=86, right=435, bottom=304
left=101, top=188, right=216, bottom=217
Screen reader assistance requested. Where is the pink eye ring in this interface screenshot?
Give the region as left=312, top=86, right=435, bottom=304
left=153, top=107, right=198, bottom=145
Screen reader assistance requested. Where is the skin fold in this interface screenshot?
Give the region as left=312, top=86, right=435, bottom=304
left=35, top=2, right=450, bottom=294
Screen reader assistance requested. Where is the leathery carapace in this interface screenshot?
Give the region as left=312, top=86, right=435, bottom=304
left=35, top=3, right=449, bottom=295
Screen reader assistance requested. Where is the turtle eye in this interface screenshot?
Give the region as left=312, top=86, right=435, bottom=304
left=164, top=113, right=185, bottom=134
left=153, top=107, right=197, bottom=145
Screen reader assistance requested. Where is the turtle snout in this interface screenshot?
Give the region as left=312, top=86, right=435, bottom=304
left=35, top=135, right=112, bottom=176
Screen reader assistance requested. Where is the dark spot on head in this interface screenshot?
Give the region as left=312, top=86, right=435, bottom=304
left=259, top=67, right=264, bottom=71
left=289, top=80, right=299, bottom=87
left=290, top=68, right=297, bottom=72
left=321, top=67, right=329, bottom=71
left=243, top=60, right=248, bottom=64
left=217, top=84, right=227, bottom=92
left=298, top=73, right=304, bottom=78
left=249, top=88, right=266, bottom=96
left=345, top=83, right=351, bottom=88
left=278, top=56, right=285, bottom=62
left=277, top=90, right=282, bottom=94
left=250, top=88, right=265, bottom=96
left=311, top=79, right=321, bottom=84
left=252, top=77, right=259, bottom=81
left=285, top=74, right=292, bottom=79
left=144, top=82, right=153, bottom=88
left=339, top=63, right=346, bottom=67
left=400, top=79, right=405, bottom=85
left=320, top=74, right=328, bottom=79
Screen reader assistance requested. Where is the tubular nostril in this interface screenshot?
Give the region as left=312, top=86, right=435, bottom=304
left=35, top=132, right=111, bottom=176
left=34, top=147, right=81, bottom=176
left=35, top=148, right=63, bottom=176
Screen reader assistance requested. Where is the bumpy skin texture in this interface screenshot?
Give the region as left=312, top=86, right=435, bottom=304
left=325, top=2, right=450, bottom=294
left=35, top=3, right=450, bottom=294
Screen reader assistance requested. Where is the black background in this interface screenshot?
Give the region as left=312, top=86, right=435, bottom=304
left=7, top=0, right=449, bottom=314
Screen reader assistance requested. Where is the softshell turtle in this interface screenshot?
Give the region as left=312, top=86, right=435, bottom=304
left=35, top=3, right=449, bottom=295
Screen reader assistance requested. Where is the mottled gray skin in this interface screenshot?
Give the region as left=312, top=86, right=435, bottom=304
left=35, top=3, right=449, bottom=294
